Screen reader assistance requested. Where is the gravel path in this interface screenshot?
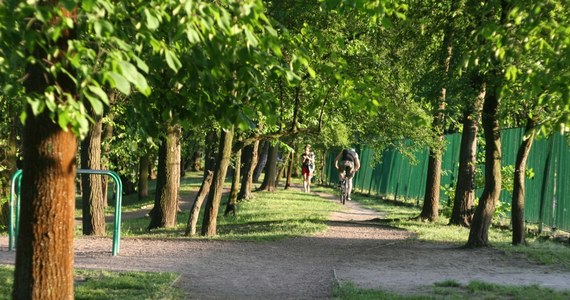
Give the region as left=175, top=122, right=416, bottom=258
left=2, top=188, right=570, bottom=299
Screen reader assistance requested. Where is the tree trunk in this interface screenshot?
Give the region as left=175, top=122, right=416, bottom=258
left=285, top=142, right=296, bottom=189
left=225, top=147, right=241, bottom=216
left=512, top=118, right=536, bottom=245
left=419, top=10, right=456, bottom=221
left=253, top=140, right=269, bottom=183
left=202, top=126, right=234, bottom=236
left=466, top=79, right=502, bottom=247
left=204, top=130, right=218, bottom=178
left=14, top=5, right=77, bottom=298
left=191, top=151, right=202, bottom=171
left=419, top=148, right=443, bottom=221
left=147, top=124, right=181, bottom=230
left=15, top=111, right=77, bottom=299
left=138, top=153, right=150, bottom=200
left=80, top=113, right=105, bottom=236
left=100, top=92, right=115, bottom=206
left=238, top=140, right=259, bottom=200
left=449, top=82, right=485, bottom=226
left=185, top=170, right=214, bottom=236
left=259, top=141, right=279, bottom=192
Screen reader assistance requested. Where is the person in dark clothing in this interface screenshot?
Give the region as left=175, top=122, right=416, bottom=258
left=334, top=148, right=360, bottom=200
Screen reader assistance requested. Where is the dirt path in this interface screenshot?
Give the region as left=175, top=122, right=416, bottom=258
left=2, top=188, right=570, bottom=299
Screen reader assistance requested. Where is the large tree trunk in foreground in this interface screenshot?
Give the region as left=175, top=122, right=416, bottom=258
left=80, top=113, right=105, bottom=235
left=147, top=124, right=181, bottom=230
left=202, top=126, right=234, bottom=236
left=512, top=118, right=536, bottom=245
left=259, top=141, right=279, bottom=192
left=466, top=79, right=502, bottom=247
left=238, top=140, right=259, bottom=200
left=185, top=170, right=214, bottom=236
left=449, top=82, right=485, bottom=226
left=14, top=5, right=77, bottom=298
left=225, top=147, right=241, bottom=216
left=15, top=112, right=77, bottom=299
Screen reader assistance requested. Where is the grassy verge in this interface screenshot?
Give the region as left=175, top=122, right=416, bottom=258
left=350, top=192, right=570, bottom=271
left=0, top=265, right=185, bottom=300
left=333, top=280, right=570, bottom=300
left=119, top=183, right=340, bottom=240
left=329, top=189, right=570, bottom=299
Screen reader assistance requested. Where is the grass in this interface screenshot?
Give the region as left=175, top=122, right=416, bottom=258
left=333, top=280, right=570, bottom=300
left=357, top=192, right=570, bottom=270
left=329, top=188, right=570, bottom=299
left=0, top=265, right=185, bottom=300
left=118, top=183, right=340, bottom=240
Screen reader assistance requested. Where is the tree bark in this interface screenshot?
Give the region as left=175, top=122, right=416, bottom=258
left=253, top=140, right=269, bottom=183
left=284, top=141, right=297, bottom=189
left=202, top=126, right=234, bottom=236
left=100, top=91, right=115, bottom=206
left=191, top=151, right=202, bottom=171
left=512, top=117, right=536, bottom=245
left=185, top=170, right=214, bottom=236
left=449, top=82, right=485, bottom=226
left=259, top=141, right=279, bottom=192
left=204, top=130, right=218, bottom=178
left=466, top=78, right=502, bottom=247
left=138, top=153, right=150, bottom=200
left=225, top=147, right=241, bottom=216
left=466, top=0, right=509, bottom=247
left=419, top=5, right=456, bottom=221
left=80, top=113, right=105, bottom=235
left=15, top=112, right=77, bottom=299
left=419, top=147, right=443, bottom=222
left=147, top=124, right=181, bottom=230
left=237, top=140, right=259, bottom=200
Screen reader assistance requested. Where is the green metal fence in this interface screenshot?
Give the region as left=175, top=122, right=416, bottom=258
left=325, top=128, right=570, bottom=232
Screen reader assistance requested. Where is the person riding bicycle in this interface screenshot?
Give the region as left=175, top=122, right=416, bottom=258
left=334, top=148, right=360, bottom=201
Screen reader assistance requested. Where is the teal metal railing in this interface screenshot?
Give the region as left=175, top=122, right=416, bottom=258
left=9, top=169, right=123, bottom=256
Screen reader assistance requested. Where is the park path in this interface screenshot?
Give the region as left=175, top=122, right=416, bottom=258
left=2, top=186, right=570, bottom=299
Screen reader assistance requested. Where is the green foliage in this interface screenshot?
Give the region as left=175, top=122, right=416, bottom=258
left=0, top=0, right=150, bottom=138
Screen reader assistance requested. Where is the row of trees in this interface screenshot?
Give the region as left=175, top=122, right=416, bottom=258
left=0, top=0, right=568, bottom=298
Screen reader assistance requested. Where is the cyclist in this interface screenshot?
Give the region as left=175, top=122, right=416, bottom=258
left=301, top=144, right=315, bottom=193
left=334, top=148, right=360, bottom=201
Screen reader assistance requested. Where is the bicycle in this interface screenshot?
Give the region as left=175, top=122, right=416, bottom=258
left=339, top=170, right=349, bottom=205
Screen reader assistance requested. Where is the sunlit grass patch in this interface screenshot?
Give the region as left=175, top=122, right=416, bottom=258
left=115, top=181, right=340, bottom=240
left=333, top=280, right=570, bottom=300
left=0, top=266, right=185, bottom=300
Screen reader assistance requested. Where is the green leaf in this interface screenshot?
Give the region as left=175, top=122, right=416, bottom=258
left=107, top=72, right=131, bottom=95
left=144, top=9, right=160, bottom=30
left=81, top=0, right=96, bottom=11
left=164, top=49, right=182, bottom=72
left=87, top=85, right=110, bottom=105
